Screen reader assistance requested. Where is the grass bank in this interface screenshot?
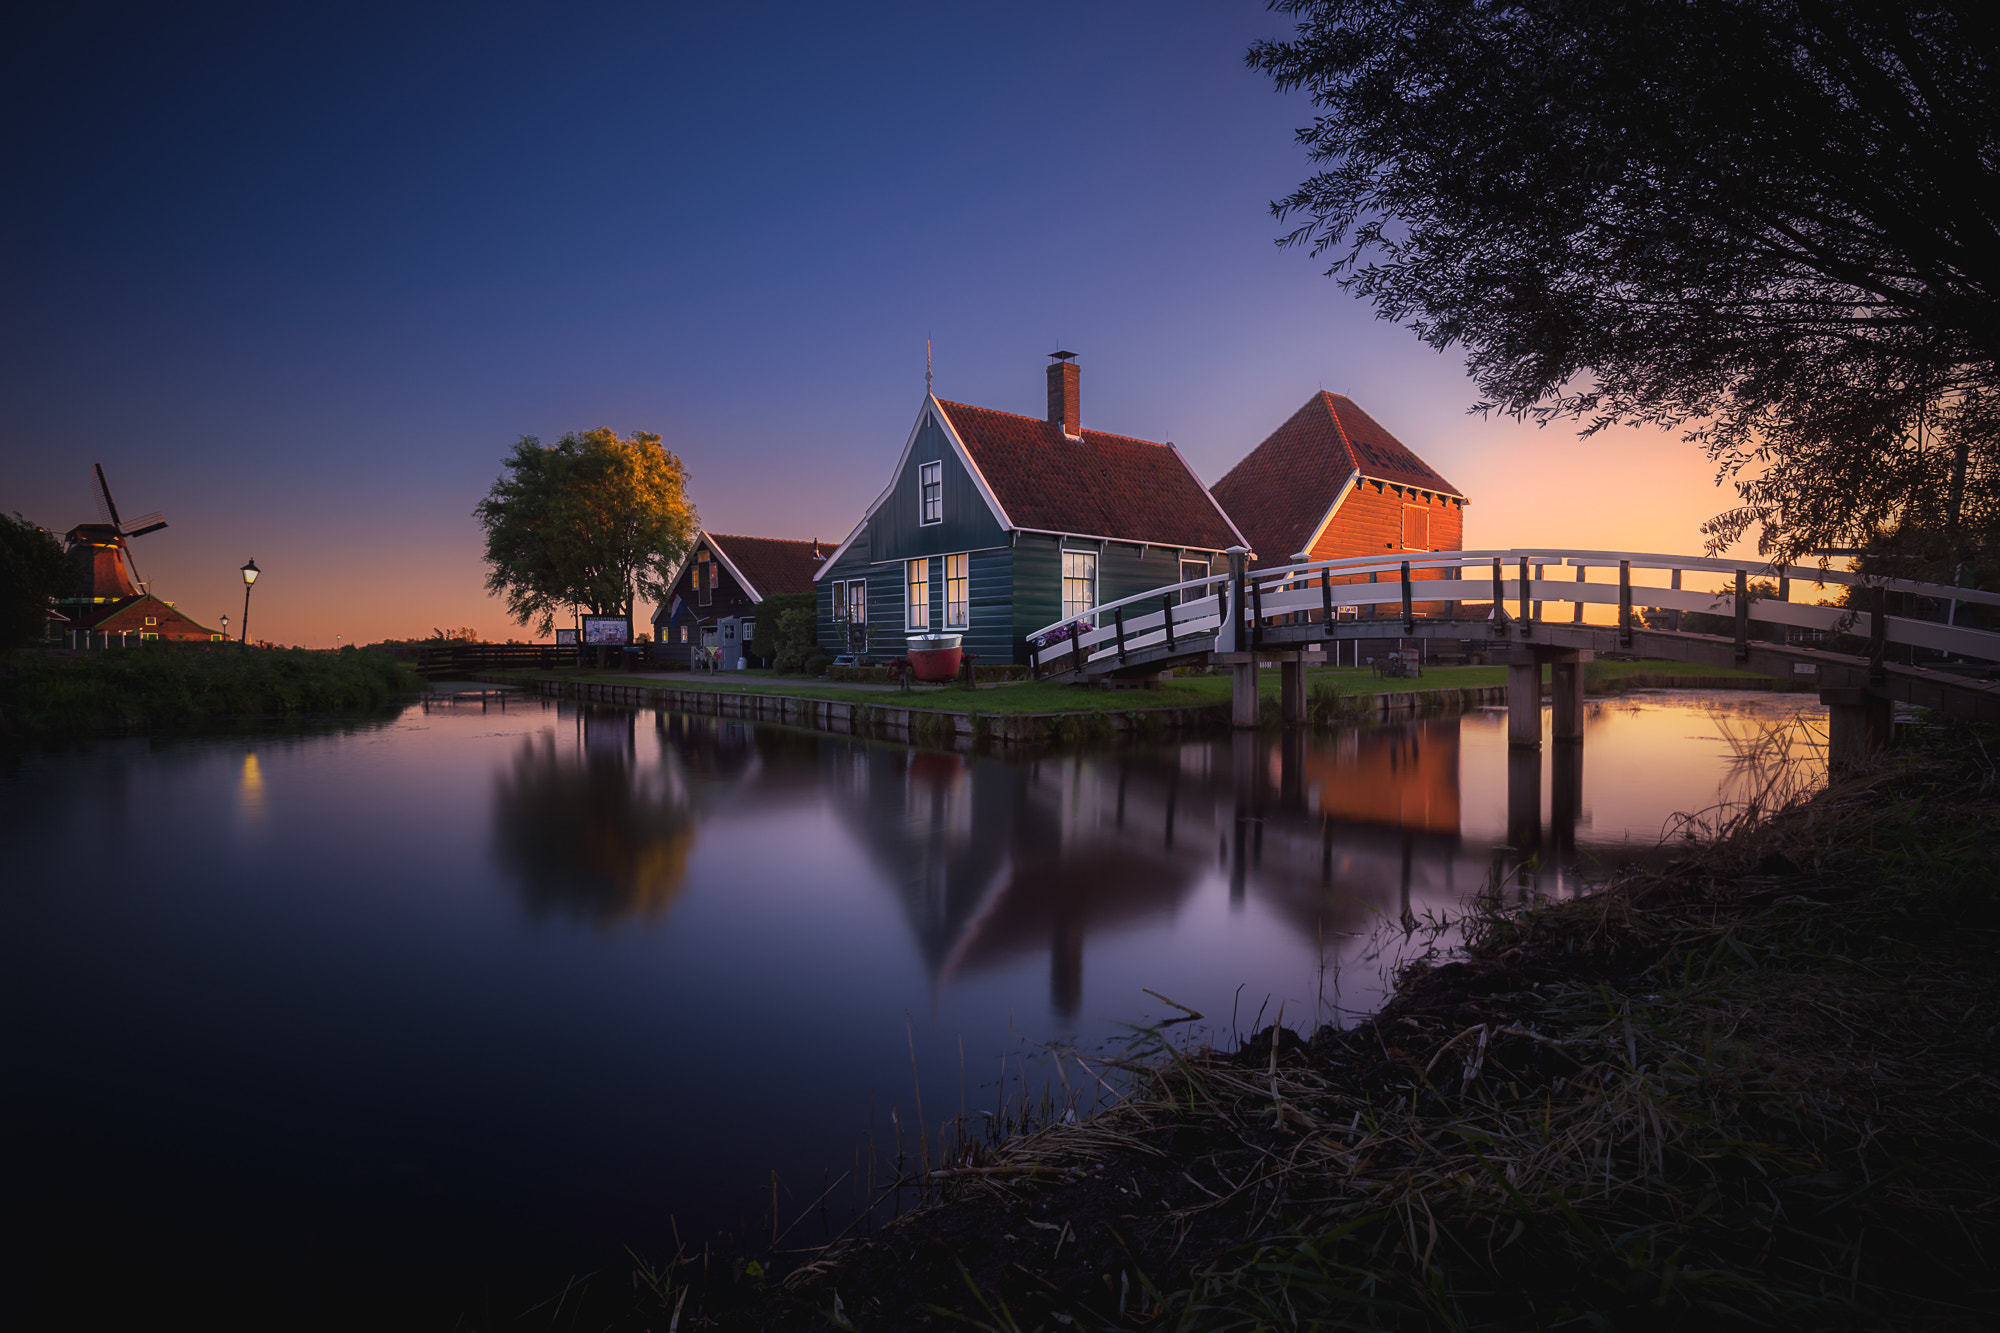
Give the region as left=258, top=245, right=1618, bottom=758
left=697, top=730, right=1998, bottom=1331
left=0, top=645, right=426, bottom=736
left=492, top=658, right=1777, bottom=719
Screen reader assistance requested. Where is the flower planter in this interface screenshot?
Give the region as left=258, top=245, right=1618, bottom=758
left=905, top=634, right=964, bottom=682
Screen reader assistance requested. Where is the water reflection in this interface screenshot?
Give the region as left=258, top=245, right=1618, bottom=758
left=493, top=705, right=696, bottom=923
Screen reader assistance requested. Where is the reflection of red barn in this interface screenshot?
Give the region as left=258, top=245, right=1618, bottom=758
left=1213, top=393, right=1467, bottom=578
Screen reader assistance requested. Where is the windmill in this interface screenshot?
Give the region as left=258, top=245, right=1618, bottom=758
left=66, top=465, right=168, bottom=599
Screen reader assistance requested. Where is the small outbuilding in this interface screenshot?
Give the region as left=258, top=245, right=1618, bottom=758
left=652, top=531, right=825, bottom=668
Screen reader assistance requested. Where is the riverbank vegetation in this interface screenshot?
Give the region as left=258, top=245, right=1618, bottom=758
left=493, top=658, right=1780, bottom=720
left=690, top=727, right=1998, bottom=1331
left=0, top=645, right=426, bottom=736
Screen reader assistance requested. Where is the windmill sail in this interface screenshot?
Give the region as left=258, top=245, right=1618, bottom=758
left=88, top=464, right=166, bottom=591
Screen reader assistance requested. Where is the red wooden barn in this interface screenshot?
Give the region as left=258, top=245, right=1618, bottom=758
left=1211, top=392, right=1468, bottom=571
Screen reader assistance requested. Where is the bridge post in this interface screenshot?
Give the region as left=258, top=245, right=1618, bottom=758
left=1223, top=546, right=1248, bottom=654
left=1821, top=686, right=1892, bottom=774
left=1232, top=659, right=1259, bottom=728
left=1573, top=564, right=1586, bottom=623
left=1734, top=569, right=1750, bottom=664
left=1551, top=651, right=1589, bottom=741
left=1280, top=651, right=1309, bottom=724
left=1507, top=658, right=1541, bottom=748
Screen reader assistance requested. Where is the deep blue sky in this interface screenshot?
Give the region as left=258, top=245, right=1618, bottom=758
left=3, top=1, right=1743, bottom=644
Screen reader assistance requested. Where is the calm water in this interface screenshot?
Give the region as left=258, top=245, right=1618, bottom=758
left=2, top=689, right=1821, bottom=1325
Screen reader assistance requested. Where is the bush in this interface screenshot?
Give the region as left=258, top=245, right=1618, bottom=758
left=753, top=594, right=817, bottom=669
left=802, top=653, right=830, bottom=678
left=828, top=664, right=890, bottom=683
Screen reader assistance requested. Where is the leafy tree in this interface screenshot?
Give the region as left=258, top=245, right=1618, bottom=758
left=1250, top=0, right=2000, bottom=568
left=0, top=513, right=71, bottom=653
left=475, top=429, right=698, bottom=636
left=748, top=592, right=816, bottom=668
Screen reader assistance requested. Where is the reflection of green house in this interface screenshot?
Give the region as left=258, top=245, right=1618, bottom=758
left=814, top=352, right=1245, bottom=664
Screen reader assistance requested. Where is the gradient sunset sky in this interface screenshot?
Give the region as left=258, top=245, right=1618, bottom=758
left=4, top=2, right=1757, bottom=646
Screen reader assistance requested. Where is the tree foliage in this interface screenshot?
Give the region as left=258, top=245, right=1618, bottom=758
left=474, top=429, right=698, bottom=636
left=0, top=512, right=71, bottom=653
left=747, top=592, right=816, bottom=669
left=1250, top=0, right=2000, bottom=571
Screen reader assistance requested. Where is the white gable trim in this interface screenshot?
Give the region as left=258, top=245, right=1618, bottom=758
left=702, top=534, right=765, bottom=603
left=1169, top=441, right=1251, bottom=552
left=810, top=393, right=1013, bottom=578
left=1290, top=469, right=1363, bottom=561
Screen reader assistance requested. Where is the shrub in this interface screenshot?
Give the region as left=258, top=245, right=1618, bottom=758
left=753, top=594, right=817, bottom=669
left=802, top=653, right=830, bottom=678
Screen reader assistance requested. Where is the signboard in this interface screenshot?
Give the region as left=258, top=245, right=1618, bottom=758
left=554, top=628, right=578, bottom=646
left=580, top=616, right=631, bottom=646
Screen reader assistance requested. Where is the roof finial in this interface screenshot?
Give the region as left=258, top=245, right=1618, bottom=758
left=926, top=338, right=933, bottom=396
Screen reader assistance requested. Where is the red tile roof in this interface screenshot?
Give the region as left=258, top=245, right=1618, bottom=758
left=707, top=533, right=825, bottom=599
left=1212, top=393, right=1464, bottom=564
left=934, top=400, right=1241, bottom=551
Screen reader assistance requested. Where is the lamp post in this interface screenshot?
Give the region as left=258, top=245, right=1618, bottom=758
left=221, top=614, right=228, bottom=640
left=240, top=559, right=260, bottom=644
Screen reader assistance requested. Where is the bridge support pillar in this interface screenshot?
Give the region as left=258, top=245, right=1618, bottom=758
left=1821, top=687, right=1892, bottom=775
left=1551, top=656, right=1587, bottom=742
left=1280, top=652, right=1309, bottom=725
left=1507, top=661, right=1542, bottom=747
left=1226, top=656, right=1259, bottom=728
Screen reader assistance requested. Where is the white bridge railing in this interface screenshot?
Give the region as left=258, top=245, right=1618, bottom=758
left=1028, top=549, right=2000, bottom=673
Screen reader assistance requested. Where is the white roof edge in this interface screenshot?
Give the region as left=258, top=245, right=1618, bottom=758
left=1290, top=469, right=1363, bottom=560
left=1167, top=441, right=1252, bottom=552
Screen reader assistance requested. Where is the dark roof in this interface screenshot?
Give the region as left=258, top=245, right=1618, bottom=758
left=1212, top=392, right=1464, bottom=564
left=708, top=533, right=824, bottom=599
left=934, top=400, right=1241, bottom=551
left=54, top=593, right=216, bottom=633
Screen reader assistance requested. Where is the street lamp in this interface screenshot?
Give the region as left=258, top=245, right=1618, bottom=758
left=240, top=559, right=260, bottom=644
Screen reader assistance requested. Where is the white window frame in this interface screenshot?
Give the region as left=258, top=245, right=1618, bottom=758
left=697, top=554, right=713, bottom=605
left=830, top=580, right=847, bottom=620
left=919, top=460, right=943, bottom=525
left=944, top=552, right=969, bottom=629
left=1179, top=559, right=1210, bottom=604
left=906, top=559, right=930, bottom=630
left=1061, top=549, right=1098, bottom=621
left=848, top=580, right=867, bottom=625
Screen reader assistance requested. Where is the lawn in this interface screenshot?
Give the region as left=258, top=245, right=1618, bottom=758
left=482, top=658, right=1776, bottom=716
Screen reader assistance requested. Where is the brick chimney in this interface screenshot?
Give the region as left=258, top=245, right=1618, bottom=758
left=1046, top=350, right=1080, bottom=438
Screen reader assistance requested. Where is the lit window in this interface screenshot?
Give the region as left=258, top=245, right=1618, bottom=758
left=697, top=554, right=713, bottom=605
left=907, top=560, right=930, bottom=629
left=919, top=461, right=942, bottom=525
left=678, top=625, right=689, bottom=644
left=1061, top=550, right=1097, bottom=620
left=144, top=616, right=158, bottom=626
left=1402, top=505, right=1430, bottom=551
left=848, top=580, right=867, bottom=624
left=945, top=553, right=968, bottom=628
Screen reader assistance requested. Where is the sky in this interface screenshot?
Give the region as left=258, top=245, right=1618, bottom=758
left=2, top=1, right=1756, bottom=647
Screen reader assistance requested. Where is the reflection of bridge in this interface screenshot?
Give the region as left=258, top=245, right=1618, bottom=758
left=1031, top=547, right=2000, bottom=766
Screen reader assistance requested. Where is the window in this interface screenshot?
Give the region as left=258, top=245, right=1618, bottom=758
left=144, top=616, right=158, bottom=626
left=945, top=553, right=968, bottom=628
left=919, top=461, right=943, bottom=525
left=1061, top=550, right=1097, bottom=620
left=906, top=560, right=930, bottom=629
left=1402, top=505, right=1430, bottom=551
left=697, top=551, right=713, bottom=605
left=848, top=580, right=867, bottom=624
left=678, top=625, right=689, bottom=644
left=141, top=633, right=158, bottom=641
left=1180, top=559, right=1210, bottom=604
left=830, top=581, right=846, bottom=619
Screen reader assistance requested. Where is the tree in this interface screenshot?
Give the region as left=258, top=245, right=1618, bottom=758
left=0, top=513, right=71, bottom=653
left=748, top=592, right=816, bottom=669
left=1249, top=0, right=2000, bottom=571
left=474, top=429, right=698, bottom=636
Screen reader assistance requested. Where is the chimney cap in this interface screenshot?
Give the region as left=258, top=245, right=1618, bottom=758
left=1047, top=349, right=1077, bottom=362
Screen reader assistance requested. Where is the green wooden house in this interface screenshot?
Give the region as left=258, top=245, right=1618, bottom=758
left=815, top=353, right=1246, bottom=664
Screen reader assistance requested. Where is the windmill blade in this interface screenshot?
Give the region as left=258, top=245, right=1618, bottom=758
left=122, top=511, right=168, bottom=538
left=93, top=463, right=124, bottom=529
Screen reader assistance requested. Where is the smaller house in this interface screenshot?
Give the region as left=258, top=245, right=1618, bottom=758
left=652, top=532, right=826, bottom=668
left=57, top=593, right=225, bottom=644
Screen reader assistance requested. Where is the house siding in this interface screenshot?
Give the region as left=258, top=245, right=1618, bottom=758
left=1308, top=482, right=1467, bottom=613
left=656, top=545, right=761, bottom=666
left=868, top=412, right=1008, bottom=561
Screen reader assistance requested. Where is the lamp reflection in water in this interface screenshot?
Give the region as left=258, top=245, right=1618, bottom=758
left=492, top=705, right=695, bottom=924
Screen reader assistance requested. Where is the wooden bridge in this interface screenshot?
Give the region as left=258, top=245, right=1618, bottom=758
left=1028, top=548, right=2000, bottom=768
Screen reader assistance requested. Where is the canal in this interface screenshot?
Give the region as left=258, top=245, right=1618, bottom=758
left=1, top=687, right=1822, bottom=1326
